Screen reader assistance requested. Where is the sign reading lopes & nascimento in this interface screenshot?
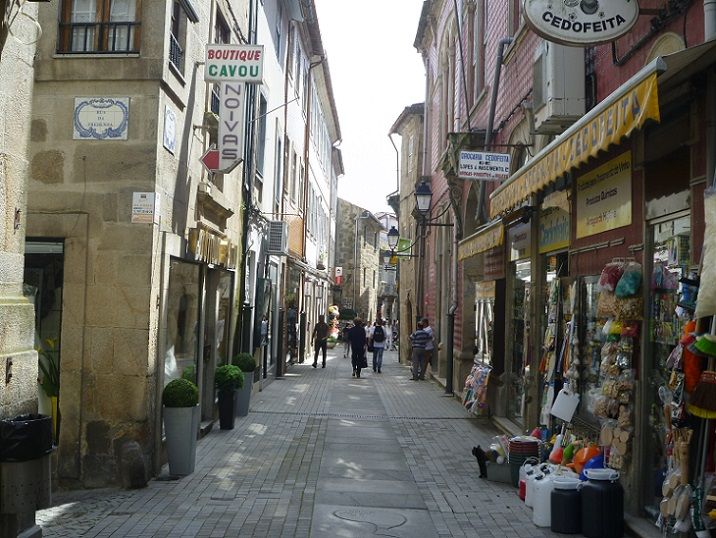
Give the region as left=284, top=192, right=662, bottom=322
left=458, top=150, right=511, bottom=181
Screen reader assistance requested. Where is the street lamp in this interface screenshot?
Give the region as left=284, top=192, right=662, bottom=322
left=415, top=180, right=432, bottom=215
left=387, top=226, right=399, bottom=250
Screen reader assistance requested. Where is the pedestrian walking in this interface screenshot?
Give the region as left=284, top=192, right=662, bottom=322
left=409, top=322, right=431, bottom=380
left=369, top=320, right=387, bottom=373
left=341, top=323, right=351, bottom=358
left=311, top=314, right=329, bottom=368
left=348, top=318, right=367, bottom=378
left=421, top=317, right=435, bottom=380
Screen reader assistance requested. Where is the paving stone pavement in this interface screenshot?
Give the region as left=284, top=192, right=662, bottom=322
left=37, top=349, right=575, bottom=537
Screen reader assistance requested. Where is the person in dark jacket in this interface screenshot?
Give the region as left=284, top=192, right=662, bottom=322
left=348, top=318, right=367, bottom=378
left=311, top=314, right=329, bottom=368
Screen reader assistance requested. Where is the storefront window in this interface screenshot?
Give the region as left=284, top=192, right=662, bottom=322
left=475, top=281, right=495, bottom=364
left=578, top=275, right=606, bottom=423
left=644, top=214, right=692, bottom=517
left=165, top=259, right=201, bottom=386
left=508, top=260, right=531, bottom=423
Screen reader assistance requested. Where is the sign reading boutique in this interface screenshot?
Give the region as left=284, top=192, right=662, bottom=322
left=576, top=152, right=632, bottom=239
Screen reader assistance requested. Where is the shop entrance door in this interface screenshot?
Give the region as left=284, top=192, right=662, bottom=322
left=507, top=260, right=531, bottom=424
left=24, top=240, right=65, bottom=443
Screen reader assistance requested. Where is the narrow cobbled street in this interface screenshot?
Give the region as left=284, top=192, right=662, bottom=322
left=37, top=349, right=563, bottom=537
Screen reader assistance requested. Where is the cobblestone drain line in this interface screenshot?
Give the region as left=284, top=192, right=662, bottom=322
left=249, top=409, right=479, bottom=421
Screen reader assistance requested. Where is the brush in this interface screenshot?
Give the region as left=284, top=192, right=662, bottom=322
left=689, top=316, right=716, bottom=419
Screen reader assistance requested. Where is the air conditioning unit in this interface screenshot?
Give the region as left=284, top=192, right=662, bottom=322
left=533, top=41, right=585, bottom=134
left=266, top=221, right=288, bottom=256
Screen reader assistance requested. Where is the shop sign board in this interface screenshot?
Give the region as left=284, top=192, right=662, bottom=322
left=523, top=0, right=639, bottom=46
left=218, top=83, right=245, bottom=171
left=509, top=222, right=531, bottom=261
left=539, top=206, right=570, bottom=254
left=73, top=97, right=129, bottom=140
left=458, top=222, right=504, bottom=262
left=458, top=150, right=511, bottom=181
left=188, top=228, right=237, bottom=269
left=576, top=151, right=632, bottom=239
left=490, top=72, right=659, bottom=218
left=131, top=192, right=159, bottom=224
left=205, top=44, right=264, bottom=83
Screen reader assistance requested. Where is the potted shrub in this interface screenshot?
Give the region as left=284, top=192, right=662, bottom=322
left=232, top=353, right=256, bottom=417
left=162, top=378, right=199, bottom=476
left=215, top=365, right=243, bottom=429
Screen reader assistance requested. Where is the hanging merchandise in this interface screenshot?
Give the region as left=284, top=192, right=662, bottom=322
left=462, top=363, right=492, bottom=416
left=695, top=188, right=716, bottom=318
left=551, top=382, right=580, bottom=423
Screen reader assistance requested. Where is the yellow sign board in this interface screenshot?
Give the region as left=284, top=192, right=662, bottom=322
left=458, top=222, right=504, bottom=262
left=576, top=151, right=632, bottom=239
left=490, top=72, right=660, bottom=217
left=539, top=206, right=570, bottom=254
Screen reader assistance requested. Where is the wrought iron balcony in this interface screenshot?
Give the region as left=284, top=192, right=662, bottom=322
left=169, top=33, right=184, bottom=75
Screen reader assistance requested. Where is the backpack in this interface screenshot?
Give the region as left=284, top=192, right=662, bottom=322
left=373, top=326, right=385, bottom=343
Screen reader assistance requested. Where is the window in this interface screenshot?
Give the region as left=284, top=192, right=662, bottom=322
left=508, top=0, right=522, bottom=36
left=363, top=268, right=366, bottom=287
left=290, top=151, right=298, bottom=204
left=256, top=93, right=268, bottom=177
left=472, top=1, right=485, bottom=102
left=373, top=270, right=376, bottom=289
left=59, top=0, right=141, bottom=53
left=373, top=232, right=378, bottom=249
left=169, top=1, right=185, bottom=75
left=298, top=159, right=305, bottom=209
left=286, top=24, right=295, bottom=78
left=211, top=10, right=230, bottom=114
left=273, top=122, right=282, bottom=212
left=274, top=5, right=282, bottom=60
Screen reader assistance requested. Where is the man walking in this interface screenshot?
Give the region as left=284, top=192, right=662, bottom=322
left=311, top=314, right=329, bottom=368
left=370, top=320, right=387, bottom=373
left=409, top=322, right=431, bottom=380
left=348, top=319, right=367, bottom=378
left=421, top=317, right=435, bottom=380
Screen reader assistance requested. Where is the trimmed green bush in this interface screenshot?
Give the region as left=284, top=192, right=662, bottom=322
left=215, top=364, right=244, bottom=392
left=232, top=352, right=257, bottom=373
left=162, top=378, right=199, bottom=408
left=181, top=365, right=196, bottom=383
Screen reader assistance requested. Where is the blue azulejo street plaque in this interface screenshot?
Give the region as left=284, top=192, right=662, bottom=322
left=73, top=97, right=130, bottom=140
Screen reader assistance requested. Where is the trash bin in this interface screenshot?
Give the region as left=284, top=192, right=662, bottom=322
left=0, top=414, right=53, bottom=526
left=0, top=414, right=53, bottom=462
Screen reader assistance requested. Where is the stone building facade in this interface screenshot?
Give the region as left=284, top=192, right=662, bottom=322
left=334, top=199, right=382, bottom=322
left=388, top=103, right=423, bottom=364
left=27, top=0, right=248, bottom=488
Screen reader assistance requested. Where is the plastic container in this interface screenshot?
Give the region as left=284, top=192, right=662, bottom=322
left=533, top=474, right=557, bottom=527
left=526, top=464, right=551, bottom=508
left=581, top=468, right=624, bottom=538
left=551, top=477, right=582, bottom=534
left=0, top=414, right=53, bottom=462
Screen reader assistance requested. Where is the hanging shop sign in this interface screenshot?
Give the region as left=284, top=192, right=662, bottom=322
left=205, top=44, right=264, bottom=83
left=188, top=228, right=238, bottom=269
left=73, top=97, right=129, bottom=140
left=458, top=221, right=504, bottom=261
left=490, top=72, right=659, bottom=218
left=458, top=150, right=511, bottom=181
left=218, top=83, right=245, bottom=171
left=539, top=206, right=570, bottom=253
left=523, top=0, right=640, bottom=46
left=576, top=151, right=632, bottom=239
left=509, top=222, right=532, bottom=261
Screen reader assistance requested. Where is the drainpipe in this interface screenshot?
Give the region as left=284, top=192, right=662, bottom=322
left=478, top=37, right=513, bottom=222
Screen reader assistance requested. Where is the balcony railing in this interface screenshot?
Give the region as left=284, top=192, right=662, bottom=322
left=211, top=86, right=220, bottom=115
left=58, top=21, right=141, bottom=54
left=169, top=33, right=184, bottom=75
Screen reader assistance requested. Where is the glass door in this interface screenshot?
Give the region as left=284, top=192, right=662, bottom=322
left=508, top=260, right=531, bottom=424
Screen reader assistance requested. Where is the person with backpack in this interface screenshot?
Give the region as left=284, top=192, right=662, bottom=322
left=369, top=319, right=387, bottom=373
left=348, top=319, right=368, bottom=377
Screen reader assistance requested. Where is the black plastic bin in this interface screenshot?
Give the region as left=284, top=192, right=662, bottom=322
left=0, top=414, right=53, bottom=462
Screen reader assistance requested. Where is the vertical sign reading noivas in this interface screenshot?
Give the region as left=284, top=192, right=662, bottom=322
left=219, top=83, right=244, bottom=171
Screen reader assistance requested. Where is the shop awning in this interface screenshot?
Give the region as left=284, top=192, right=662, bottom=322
left=490, top=40, right=716, bottom=219
left=458, top=219, right=504, bottom=262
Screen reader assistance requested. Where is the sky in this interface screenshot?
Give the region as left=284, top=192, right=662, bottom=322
left=313, top=0, right=426, bottom=215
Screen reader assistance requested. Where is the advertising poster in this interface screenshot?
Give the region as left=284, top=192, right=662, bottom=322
left=576, top=151, right=632, bottom=239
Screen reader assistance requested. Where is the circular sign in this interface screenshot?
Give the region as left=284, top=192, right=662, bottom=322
left=523, top=0, right=640, bottom=46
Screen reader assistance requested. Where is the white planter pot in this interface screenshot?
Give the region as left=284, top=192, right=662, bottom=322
left=163, top=405, right=199, bottom=476
left=235, top=379, right=253, bottom=417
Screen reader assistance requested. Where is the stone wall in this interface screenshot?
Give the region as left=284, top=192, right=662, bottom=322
left=0, top=1, right=39, bottom=420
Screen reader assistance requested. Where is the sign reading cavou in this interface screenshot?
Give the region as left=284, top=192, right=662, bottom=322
left=523, top=0, right=639, bottom=46
left=205, top=44, right=264, bottom=83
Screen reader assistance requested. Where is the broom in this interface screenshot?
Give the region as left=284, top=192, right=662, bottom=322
left=689, top=316, right=716, bottom=419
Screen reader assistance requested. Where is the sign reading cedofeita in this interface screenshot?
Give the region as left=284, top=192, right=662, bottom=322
left=523, top=0, right=639, bottom=46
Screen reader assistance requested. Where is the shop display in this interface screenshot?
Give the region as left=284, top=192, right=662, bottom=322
left=462, top=363, right=491, bottom=416
left=581, top=469, right=624, bottom=538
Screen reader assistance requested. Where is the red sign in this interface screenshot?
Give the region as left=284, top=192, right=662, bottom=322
left=200, top=147, right=220, bottom=173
